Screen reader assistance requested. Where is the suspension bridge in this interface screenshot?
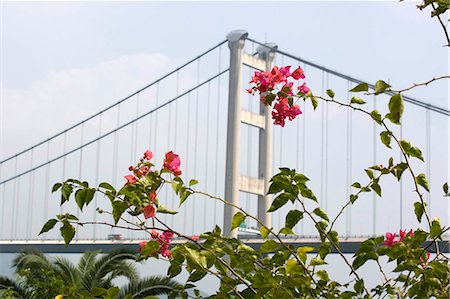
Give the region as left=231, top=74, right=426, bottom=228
left=1, top=30, right=449, bottom=253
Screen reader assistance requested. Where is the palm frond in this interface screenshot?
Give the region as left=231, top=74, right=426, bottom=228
left=53, top=257, right=81, bottom=286
left=0, top=276, right=36, bottom=299
left=78, top=250, right=101, bottom=275
left=82, top=249, right=138, bottom=291
left=12, top=249, right=51, bottom=272
left=119, top=276, right=183, bottom=299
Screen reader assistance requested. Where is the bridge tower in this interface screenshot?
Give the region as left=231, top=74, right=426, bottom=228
left=223, top=30, right=277, bottom=237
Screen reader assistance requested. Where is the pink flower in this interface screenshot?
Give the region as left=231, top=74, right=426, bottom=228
left=144, top=150, right=153, bottom=160
left=291, top=66, right=306, bottom=80
left=298, top=83, right=311, bottom=94
left=139, top=241, right=147, bottom=252
left=384, top=232, right=398, bottom=247
left=124, top=175, right=137, bottom=185
left=163, top=151, right=182, bottom=176
left=279, top=66, right=291, bottom=77
left=399, top=229, right=414, bottom=241
left=191, top=235, right=199, bottom=241
left=163, top=231, right=174, bottom=239
left=149, top=191, right=157, bottom=203
left=143, top=204, right=156, bottom=219
left=271, top=98, right=302, bottom=127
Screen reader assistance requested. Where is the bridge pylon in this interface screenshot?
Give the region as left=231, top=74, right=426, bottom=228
left=223, top=30, right=277, bottom=237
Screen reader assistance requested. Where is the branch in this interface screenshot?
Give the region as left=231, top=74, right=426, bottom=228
left=431, top=2, right=450, bottom=47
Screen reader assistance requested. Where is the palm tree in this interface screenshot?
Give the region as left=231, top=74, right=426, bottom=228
left=0, top=248, right=182, bottom=299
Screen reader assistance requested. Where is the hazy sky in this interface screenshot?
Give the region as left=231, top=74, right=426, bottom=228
left=1, top=1, right=448, bottom=158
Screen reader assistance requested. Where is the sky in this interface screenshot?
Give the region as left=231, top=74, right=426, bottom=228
left=1, top=1, right=449, bottom=158
left=0, top=0, right=449, bottom=292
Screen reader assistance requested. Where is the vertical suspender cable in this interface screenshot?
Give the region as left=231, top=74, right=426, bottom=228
left=171, top=72, right=180, bottom=229
left=426, top=109, right=431, bottom=216
left=43, top=141, right=50, bottom=240
left=12, top=176, right=21, bottom=240
left=373, top=94, right=377, bottom=236
left=301, top=63, right=306, bottom=235
left=112, top=105, right=121, bottom=187
left=192, top=59, right=201, bottom=234
left=61, top=132, right=67, bottom=225
left=76, top=123, right=85, bottom=240
left=214, top=46, right=222, bottom=225
left=94, top=114, right=102, bottom=240
left=325, top=73, right=329, bottom=213
left=134, top=93, right=140, bottom=159
left=204, top=81, right=211, bottom=231
left=320, top=72, right=325, bottom=208
left=399, top=121, right=403, bottom=229
left=1, top=179, right=6, bottom=239
left=26, top=149, right=34, bottom=239
left=346, top=81, right=352, bottom=238
left=184, top=92, right=191, bottom=233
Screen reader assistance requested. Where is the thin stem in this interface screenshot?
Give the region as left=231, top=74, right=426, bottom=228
left=431, top=2, right=450, bottom=47
left=366, top=75, right=450, bottom=95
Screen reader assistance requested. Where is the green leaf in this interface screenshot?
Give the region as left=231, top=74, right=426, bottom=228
left=374, top=80, right=391, bottom=94
left=380, top=131, right=392, bottom=149
left=430, top=218, right=442, bottom=239
left=351, top=182, right=361, bottom=188
left=260, top=226, right=270, bottom=239
left=313, top=207, right=329, bottom=222
left=52, top=183, right=62, bottom=193
left=394, top=162, right=408, bottom=181
left=354, top=279, right=364, bottom=295
left=409, top=146, right=424, bottom=161
left=112, top=201, right=128, bottom=224
left=39, top=219, right=58, bottom=235
left=157, top=204, right=178, bottom=215
left=443, top=182, right=448, bottom=195
left=61, top=183, right=73, bottom=205
left=60, top=222, right=75, bottom=245
left=300, top=188, right=317, bottom=202
left=326, top=89, right=335, bottom=99
left=318, top=242, right=331, bottom=259
left=310, top=96, right=318, bottom=110
left=316, top=270, right=329, bottom=281
left=350, top=82, right=369, bottom=92
left=279, top=227, right=295, bottom=235
left=414, top=202, right=426, bottom=222
left=350, top=97, right=366, bottom=105
left=285, top=210, right=303, bottom=229
left=260, top=240, right=280, bottom=253
left=231, top=212, right=245, bottom=231
left=328, top=230, right=339, bottom=248
left=179, top=188, right=193, bottom=206
left=370, top=110, right=382, bottom=125
left=267, top=180, right=285, bottom=194
left=310, top=257, right=326, bottom=266
left=365, top=169, right=375, bottom=179
left=415, top=173, right=430, bottom=192
left=91, top=287, right=107, bottom=296
left=285, top=259, right=299, bottom=275
left=187, top=269, right=207, bottom=282
left=140, top=241, right=161, bottom=256
left=99, top=182, right=116, bottom=193
left=268, top=193, right=291, bottom=212
left=386, top=93, right=404, bottom=124
left=371, top=182, right=382, bottom=197
left=188, top=179, right=199, bottom=187
left=105, top=287, right=119, bottom=299
left=350, top=194, right=359, bottom=204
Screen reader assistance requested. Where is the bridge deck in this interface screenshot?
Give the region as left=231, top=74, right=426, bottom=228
left=1, top=237, right=448, bottom=254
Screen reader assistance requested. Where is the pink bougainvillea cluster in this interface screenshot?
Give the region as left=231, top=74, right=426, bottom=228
left=247, top=65, right=311, bottom=127
left=140, top=230, right=174, bottom=258
left=383, top=229, right=414, bottom=246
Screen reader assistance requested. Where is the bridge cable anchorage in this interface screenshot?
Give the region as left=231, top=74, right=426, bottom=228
left=0, top=40, right=228, bottom=166
left=246, top=37, right=450, bottom=117
left=0, top=69, right=229, bottom=186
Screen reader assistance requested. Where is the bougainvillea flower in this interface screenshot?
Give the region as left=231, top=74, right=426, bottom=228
left=149, top=191, right=157, bottom=203
left=163, top=151, right=182, bottom=176
left=384, top=232, right=398, bottom=247
left=163, top=231, right=174, bottom=239
left=287, top=104, right=302, bottom=120
left=143, top=204, right=156, bottom=219
left=291, top=66, right=306, bottom=80
left=144, top=150, right=153, bottom=160
left=298, top=83, right=311, bottom=94
left=192, top=235, right=199, bottom=241
left=399, top=229, right=414, bottom=241
left=124, top=175, right=137, bottom=185
left=279, top=66, right=291, bottom=77
left=281, top=82, right=294, bottom=96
